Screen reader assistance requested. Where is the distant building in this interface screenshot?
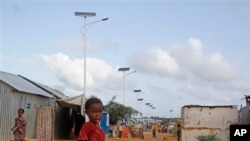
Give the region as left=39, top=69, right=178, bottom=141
left=0, top=71, right=72, bottom=140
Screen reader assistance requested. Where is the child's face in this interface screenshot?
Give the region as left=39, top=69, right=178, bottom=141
left=86, top=103, right=103, bottom=124
left=18, top=109, right=23, bottom=117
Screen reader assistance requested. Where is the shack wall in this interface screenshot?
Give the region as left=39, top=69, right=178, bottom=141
left=0, top=81, right=51, bottom=140
left=181, top=105, right=238, bottom=141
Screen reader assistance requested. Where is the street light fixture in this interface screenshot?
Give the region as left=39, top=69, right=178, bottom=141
left=169, top=110, right=173, bottom=123
left=133, top=89, right=143, bottom=122
left=137, top=98, right=143, bottom=123
left=118, top=67, right=136, bottom=105
left=75, top=11, right=108, bottom=114
left=133, top=89, right=141, bottom=108
left=134, top=89, right=142, bottom=93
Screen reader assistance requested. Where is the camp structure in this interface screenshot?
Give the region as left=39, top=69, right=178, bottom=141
left=181, top=105, right=238, bottom=141
left=57, top=94, right=110, bottom=135
left=0, top=71, right=73, bottom=141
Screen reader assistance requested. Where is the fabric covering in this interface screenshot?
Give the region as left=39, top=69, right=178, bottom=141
left=57, top=94, right=86, bottom=111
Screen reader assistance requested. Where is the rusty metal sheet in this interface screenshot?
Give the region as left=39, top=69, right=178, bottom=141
left=37, top=107, right=54, bottom=141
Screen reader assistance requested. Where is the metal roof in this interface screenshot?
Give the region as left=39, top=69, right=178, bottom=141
left=19, top=75, right=67, bottom=99
left=0, top=71, right=67, bottom=98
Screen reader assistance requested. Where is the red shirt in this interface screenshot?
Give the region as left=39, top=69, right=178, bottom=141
left=78, top=122, right=105, bottom=141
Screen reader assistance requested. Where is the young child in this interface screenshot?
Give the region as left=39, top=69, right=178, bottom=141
left=117, top=123, right=123, bottom=138
left=152, top=127, right=156, bottom=140
left=78, top=96, right=105, bottom=141
left=11, top=108, right=27, bottom=141
left=177, top=124, right=181, bottom=141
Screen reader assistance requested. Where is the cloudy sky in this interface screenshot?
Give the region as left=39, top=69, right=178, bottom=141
left=1, top=0, right=249, bottom=117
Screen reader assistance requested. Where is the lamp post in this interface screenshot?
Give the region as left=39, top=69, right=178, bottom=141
left=169, top=110, right=173, bottom=124
left=148, top=104, right=154, bottom=123
left=145, top=102, right=151, bottom=125
left=118, top=67, right=136, bottom=105
left=137, top=98, right=143, bottom=123
left=75, top=12, right=108, bottom=114
left=133, top=89, right=141, bottom=112
left=152, top=107, right=156, bottom=123
left=134, top=90, right=146, bottom=121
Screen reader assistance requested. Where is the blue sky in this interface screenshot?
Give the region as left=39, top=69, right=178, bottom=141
left=1, top=0, right=249, bottom=117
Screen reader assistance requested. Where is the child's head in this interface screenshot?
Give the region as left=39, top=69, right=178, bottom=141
left=85, top=96, right=103, bottom=124
left=18, top=108, right=24, bottom=117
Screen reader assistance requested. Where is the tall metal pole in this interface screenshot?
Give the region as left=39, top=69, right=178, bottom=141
left=118, top=67, right=135, bottom=105
left=75, top=12, right=108, bottom=115
left=169, top=110, right=173, bottom=124
left=134, top=89, right=142, bottom=115
left=83, top=16, right=87, bottom=114
left=122, top=71, right=125, bottom=105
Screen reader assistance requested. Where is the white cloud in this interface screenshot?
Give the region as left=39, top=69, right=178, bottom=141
left=131, top=38, right=248, bottom=93
left=187, top=38, right=203, bottom=55
left=129, top=47, right=181, bottom=76
left=25, top=38, right=247, bottom=113
left=36, top=53, right=124, bottom=97
left=38, top=53, right=84, bottom=90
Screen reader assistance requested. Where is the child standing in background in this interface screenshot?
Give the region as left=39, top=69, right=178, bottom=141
left=11, top=108, right=27, bottom=141
left=78, top=96, right=105, bottom=141
left=117, top=123, right=123, bottom=138
left=177, top=124, right=181, bottom=141
left=152, top=128, right=156, bottom=140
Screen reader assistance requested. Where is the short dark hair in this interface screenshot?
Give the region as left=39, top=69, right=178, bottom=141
left=18, top=108, right=25, bottom=113
left=85, top=96, right=103, bottom=111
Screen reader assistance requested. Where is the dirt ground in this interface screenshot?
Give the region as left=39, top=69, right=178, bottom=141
left=106, top=132, right=177, bottom=141
left=52, top=131, right=177, bottom=141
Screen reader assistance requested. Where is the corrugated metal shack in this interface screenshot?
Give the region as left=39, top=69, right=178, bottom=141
left=0, top=71, right=72, bottom=141
left=181, top=105, right=238, bottom=141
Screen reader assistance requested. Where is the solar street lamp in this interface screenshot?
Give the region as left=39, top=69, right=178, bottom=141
left=118, top=67, right=136, bottom=105
left=75, top=11, right=108, bottom=114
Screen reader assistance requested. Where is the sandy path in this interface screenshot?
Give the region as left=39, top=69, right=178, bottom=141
left=106, top=132, right=177, bottom=141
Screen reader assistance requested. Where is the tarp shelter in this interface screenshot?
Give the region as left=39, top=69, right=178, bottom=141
left=57, top=94, right=86, bottom=111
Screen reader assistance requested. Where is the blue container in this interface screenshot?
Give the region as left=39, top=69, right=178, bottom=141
left=100, top=111, right=109, bottom=134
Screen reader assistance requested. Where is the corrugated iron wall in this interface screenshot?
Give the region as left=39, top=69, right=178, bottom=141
left=0, top=81, right=13, bottom=141
left=1, top=80, right=74, bottom=140
left=0, top=81, right=51, bottom=141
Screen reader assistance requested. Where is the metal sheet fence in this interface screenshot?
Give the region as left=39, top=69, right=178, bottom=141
left=37, top=107, right=54, bottom=141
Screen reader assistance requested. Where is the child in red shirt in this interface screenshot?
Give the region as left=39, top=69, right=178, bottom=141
left=11, top=108, right=27, bottom=141
left=78, top=97, right=105, bottom=141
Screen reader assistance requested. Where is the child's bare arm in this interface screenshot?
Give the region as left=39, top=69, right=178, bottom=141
left=11, top=122, right=17, bottom=130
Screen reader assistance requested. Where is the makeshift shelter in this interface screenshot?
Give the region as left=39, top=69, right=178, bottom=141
left=0, top=71, right=71, bottom=141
